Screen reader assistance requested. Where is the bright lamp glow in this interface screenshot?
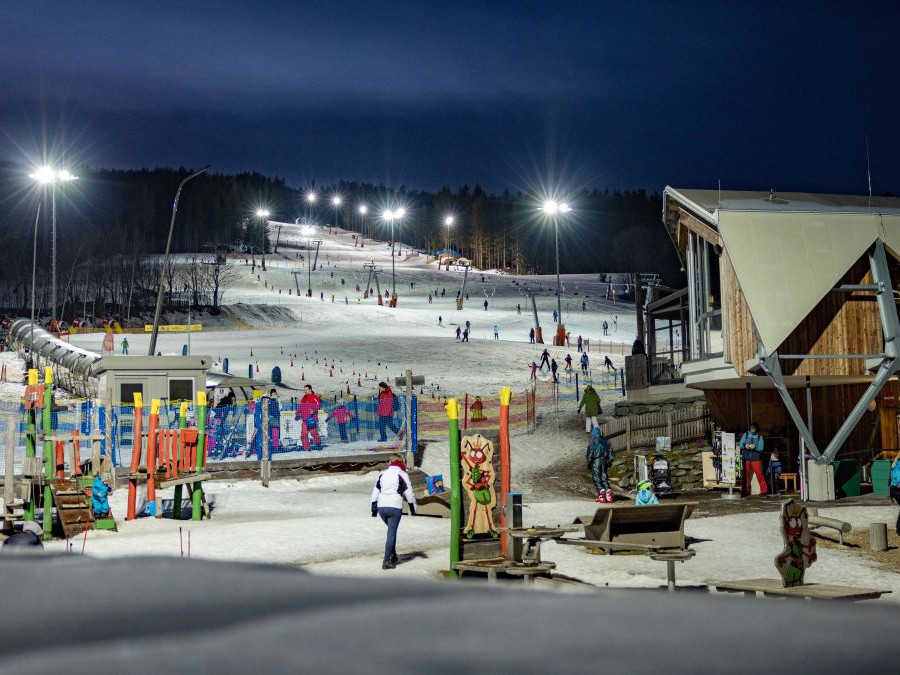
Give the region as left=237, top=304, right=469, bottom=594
left=444, top=215, right=454, bottom=226
left=559, top=203, right=571, bottom=213
left=57, top=169, right=78, bottom=182
left=29, top=166, right=56, bottom=184
left=332, top=196, right=342, bottom=206
left=358, top=204, right=368, bottom=215
left=394, top=208, right=405, bottom=219
left=540, top=200, right=571, bottom=215
left=382, top=209, right=394, bottom=220
left=255, top=209, right=270, bottom=218
left=301, top=225, right=314, bottom=235
left=306, top=192, right=317, bottom=203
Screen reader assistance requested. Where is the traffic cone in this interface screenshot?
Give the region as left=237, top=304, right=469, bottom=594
left=255, top=362, right=260, bottom=373
left=290, top=359, right=294, bottom=367
left=301, top=370, right=305, bottom=379
left=330, top=368, right=334, bottom=377
left=358, top=377, right=362, bottom=386
left=346, top=384, right=351, bottom=395
left=250, top=348, right=254, bottom=357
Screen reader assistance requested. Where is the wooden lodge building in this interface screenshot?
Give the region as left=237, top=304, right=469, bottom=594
left=651, top=187, right=900, bottom=477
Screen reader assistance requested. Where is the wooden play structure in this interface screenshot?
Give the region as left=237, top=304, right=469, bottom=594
left=713, top=499, right=890, bottom=601
left=125, top=394, right=211, bottom=521
left=3, top=368, right=113, bottom=540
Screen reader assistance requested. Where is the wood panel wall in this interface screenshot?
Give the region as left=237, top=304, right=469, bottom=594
left=705, top=383, right=881, bottom=466
left=721, top=251, right=755, bottom=371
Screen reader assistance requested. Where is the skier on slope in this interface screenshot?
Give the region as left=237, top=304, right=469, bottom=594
left=539, top=348, right=550, bottom=369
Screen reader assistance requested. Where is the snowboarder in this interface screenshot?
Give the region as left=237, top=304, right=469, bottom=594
left=121, top=338, right=129, bottom=355
left=577, top=335, right=583, bottom=352
left=529, top=362, right=538, bottom=380
left=371, top=453, right=417, bottom=570
left=538, top=348, right=550, bottom=369
left=602, top=320, right=609, bottom=336
left=580, top=352, right=589, bottom=374
left=577, top=385, right=601, bottom=433
left=296, top=385, right=323, bottom=451
left=483, top=299, right=489, bottom=311
left=529, top=327, right=535, bottom=344
left=493, top=325, right=499, bottom=340
left=603, top=354, right=614, bottom=371
left=586, top=428, right=614, bottom=503
left=326, top=401, right=354, bottom=443
left=377, top=382, right=403, bottom=442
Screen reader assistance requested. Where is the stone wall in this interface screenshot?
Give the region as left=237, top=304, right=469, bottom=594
left=611, top=441, right=710, bottom=493
left=613, top=393, right=706, bottom=418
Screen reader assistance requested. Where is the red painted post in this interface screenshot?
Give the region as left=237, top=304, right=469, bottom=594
left=126, top=394, right=144, bottom=521
left=146, top=400, right=159, bottom=504
left=55, top=440, right=65, bottom=478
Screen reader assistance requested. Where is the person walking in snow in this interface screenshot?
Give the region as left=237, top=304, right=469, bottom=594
left=582, top=300, right=586, bottom=312
left=586, top=428, right=614, bottom=503
left=377, top=382, right=403, bottom=443
left=564, top=354, right=573, bottom=371
left=517, top=303, right=522, bottom=315
left=267, top=388, right=282, bottom=451
left=529, top=362, right=538, bottom=380
left=580, top=352, right=589, bottom=374
left=438, top=315, right=443, bottom=326
left=493, top=325, right=499, bottom=340
left=529, top=327, right=535, bottom=344
left=550, top=358, right=559, bottom=383
left=577, top=335, right=583, bottom=353
left=602, top=320, right=609, bottom=336
left=577, top=384, right=601, bottom=433
left=296, top=384, right=323, bottom=451
left=483, top=299, right=489, bottom=311
left=539, top=348, right=550, bottom=369
left=604, top=355, right=614, bottom=371
left=121, top=338, right=129, bottom=355
left=455, top=326, right=462, bottom=340
left=371, top=453, right=417, bottom=569
left=552, top=309, right=558, bottom=323
left=461, top=328, right=469, bottom=342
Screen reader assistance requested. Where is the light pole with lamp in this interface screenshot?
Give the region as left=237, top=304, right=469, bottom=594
left=148, top=165, right=210, bottom=356
left=443, top=215, right=454, bottom=267
left=331, top=195, right=342, bottom=231
left=29, top=166, right=78, bottom=323
left=357, top=204, right=367, bottom=247
left=539, top=200, right=571, bottom=346
left=306, top=191, right=317, bottom=223
left=382, top=208, right=405, bottom=302
left=255, top=209, right=270, bottom=271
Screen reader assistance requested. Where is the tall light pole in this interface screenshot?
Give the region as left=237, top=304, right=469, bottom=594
left=382, top=208, right=404, bottom=298
left=357, top=204, right=367, bottom=247
left=149, top=165, right=209, bottom=356
left=331, top=195, right=342, bottom=230
left=30, top=166, right=77, bottom=322
left=306, top=191, right=317, bottom=223
left=540, top=200, right=571, bottom=345
left=255, top=209, right=270, bottom=270
left=444, top=215, right=454, bottom=255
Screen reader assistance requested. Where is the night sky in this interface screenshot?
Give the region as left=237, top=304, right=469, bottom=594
left=1, top=1, right=898, bottom=195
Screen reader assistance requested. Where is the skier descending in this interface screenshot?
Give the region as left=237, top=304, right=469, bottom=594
left=580, top=352, right=589, bottom=374
left=538, top=348, right=551, bottom=369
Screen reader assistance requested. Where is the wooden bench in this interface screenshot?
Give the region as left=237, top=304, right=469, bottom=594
left=713, top=578, right=890, bottom=602
left=569, top=503, right=697, bottom=554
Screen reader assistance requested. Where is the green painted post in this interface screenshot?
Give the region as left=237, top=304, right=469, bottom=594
left=24, top=369, right=37, bottom=522
left=447, top=398, right=462, bottom=578
left=192, top=392, right=207, bottom=521
left=173, top=402, right=187, bottom=520
left=42, top=368, right=54, bottom=540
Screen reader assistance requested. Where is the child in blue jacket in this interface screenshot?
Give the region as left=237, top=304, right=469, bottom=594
left=91, top=475, right=112, bottom=518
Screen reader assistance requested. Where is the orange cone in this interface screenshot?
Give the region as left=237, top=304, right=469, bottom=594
left=255, top=362, right=260, bottom=373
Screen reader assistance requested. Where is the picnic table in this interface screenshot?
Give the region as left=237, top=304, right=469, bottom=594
left=713, top=579, right=891, bottom=602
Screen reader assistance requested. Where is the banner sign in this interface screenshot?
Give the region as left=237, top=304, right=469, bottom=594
left=144, top=324, right=203, bottom=333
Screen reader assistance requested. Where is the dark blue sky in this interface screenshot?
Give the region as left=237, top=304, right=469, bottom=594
left=1, top=1, right=897, bottom=195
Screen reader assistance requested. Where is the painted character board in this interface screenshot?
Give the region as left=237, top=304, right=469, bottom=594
left=460, top=433, right=499, bottom=539
left=774, top=499, right=817, bottom=587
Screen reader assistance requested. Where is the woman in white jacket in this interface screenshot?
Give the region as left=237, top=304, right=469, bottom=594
left=371, top=454, right=417, bottom=569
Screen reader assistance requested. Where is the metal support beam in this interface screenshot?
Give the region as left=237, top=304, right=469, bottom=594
left=756, top=239, right=900, bottom=466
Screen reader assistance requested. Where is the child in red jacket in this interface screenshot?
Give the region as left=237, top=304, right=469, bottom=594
left=327, top=401, right=354, bottom=443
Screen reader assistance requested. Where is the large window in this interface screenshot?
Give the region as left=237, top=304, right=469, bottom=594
left=169, top=379, right=194, bottom=402
left=687, top=232, right=722, bottom=359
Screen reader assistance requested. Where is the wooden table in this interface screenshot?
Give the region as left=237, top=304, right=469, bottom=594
left=648, top=549, right=696, bottom=592
left=713, top=578, right=891, bottom=601
left=452, top=558, right=556, bottom=584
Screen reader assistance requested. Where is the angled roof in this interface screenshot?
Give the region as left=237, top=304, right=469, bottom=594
left=663, top=187, right=900, bottom=355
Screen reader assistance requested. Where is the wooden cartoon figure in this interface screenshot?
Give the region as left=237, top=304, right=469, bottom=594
left=460, top=434, right=498, bottom=539
left=774, top=499, right=817, bottom=587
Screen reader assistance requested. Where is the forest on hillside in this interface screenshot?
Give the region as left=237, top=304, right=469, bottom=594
left=0, top=161, right=682, bottom=319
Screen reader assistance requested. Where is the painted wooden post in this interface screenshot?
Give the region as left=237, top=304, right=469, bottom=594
left=42, top=368, right=54, bottom=540
left=24, top=370, right=37, bottom=522
left=192, top=391, right=207, bottom=520
left=446, top=398, right=462, bottom=578
left=498, top=386, right=512, bottom=558
left=126, top=392, right=143, bottom=521
left=146, top=400, right=160, bottom=506
left=4, top=413, right=16, bottom=526
left=173, top=403, right=188, bottom=520
left=261, top=395, right=270, bottom=488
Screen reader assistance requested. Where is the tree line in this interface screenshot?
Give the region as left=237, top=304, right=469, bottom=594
left=0, top=161, right=682, bottom=321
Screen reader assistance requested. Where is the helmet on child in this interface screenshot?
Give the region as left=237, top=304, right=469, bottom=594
left=638, top=480, right=653, bottom=491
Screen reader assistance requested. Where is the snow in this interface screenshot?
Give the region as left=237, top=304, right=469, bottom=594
left=10, top=222, right=900, bottom=600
